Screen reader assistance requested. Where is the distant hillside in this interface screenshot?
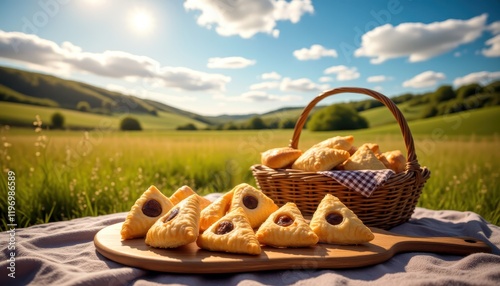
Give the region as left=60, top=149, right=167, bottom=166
left=0, top=66, right=211, bottom=128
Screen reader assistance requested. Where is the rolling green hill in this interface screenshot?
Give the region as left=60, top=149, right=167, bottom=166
left=354, top=105, right=500, bottom=136
left=0, top=101, right=208, bottom=130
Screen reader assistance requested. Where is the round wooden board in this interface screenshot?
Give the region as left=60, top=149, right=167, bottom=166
left=94, top=222, right=490, bottom=273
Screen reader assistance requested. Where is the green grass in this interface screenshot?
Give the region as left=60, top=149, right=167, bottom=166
left=0, top=101, right=208, bottom=130
left=1, top=119, right=499, bottom=231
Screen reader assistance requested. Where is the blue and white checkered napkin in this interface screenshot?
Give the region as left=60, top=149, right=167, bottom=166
left=318, top=169, right=395, bottom=197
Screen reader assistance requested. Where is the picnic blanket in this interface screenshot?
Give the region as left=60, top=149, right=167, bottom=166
left=1, top=197, right=499, bottom=285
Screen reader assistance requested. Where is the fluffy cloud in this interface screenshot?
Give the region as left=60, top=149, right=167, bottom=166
left=261, top=71, right=281, bottom=80
left=207, top=56, right=256, bottom=69
left=355, top=14, right=488, bottom=64
left=324, top=65, right=360, bottom=81
left=367, top=75, right=392, bottom=83
left=250, top=81, right=280, bottom=90
left=0, top=30, right=230, bottom=92
left=482, top=34, right=500, bottom=57
left=453, top=71, right=500, bottom=87
left=280, top=77, right=328, bottom=92
left=183, top=0, right=313, bottom=38
left=488, top=21, right=500, bottom=34
left=293, top=44, right=337, bottom=60
left=402, top=71, right=446, bottom=88
left=240, top=90, right=301, bottom=102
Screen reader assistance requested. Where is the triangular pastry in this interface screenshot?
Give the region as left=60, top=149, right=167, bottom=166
left=197, top=207, right=261, bottom=255
left=121, top=185, right=174, bottom=240
left=256, top=202, right=318, bottom=248
left=312, top=135, right=354, bottom=151
left=292, top=147, right=350, bottom=172
left=310, top=194, right=374, bottom=245
left=342, top=145, right=386, bottom=170
left=229, top=183, right=278, bottom=229
left=169, top=185, right=212, bottom=210
left=145, top=194, right=201, bottom=248
left=199, top=190, right=234, bottom=232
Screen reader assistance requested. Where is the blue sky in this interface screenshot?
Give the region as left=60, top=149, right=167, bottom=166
left=1, top=0, right=499, bottom=116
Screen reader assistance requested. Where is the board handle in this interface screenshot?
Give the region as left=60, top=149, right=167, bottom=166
left=390, top=235, right=492, bottom=256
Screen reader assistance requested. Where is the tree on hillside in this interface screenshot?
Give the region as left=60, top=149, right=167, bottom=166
left=120, top=116, right=142, bottom=131
left=279, top=118, right=296, bottom=129
left=432, top=85, right=455, bottom=103
left=457, top=83, right=482, bottom=100
left=307, top=104, right=368, bottom=131
left=176, top=123, right=197, bottom=130
left=247, top=116, right=267, bottom=129
left=77, top=101, right=91, bottom=112
left=51, top=112, right=65, bottom=129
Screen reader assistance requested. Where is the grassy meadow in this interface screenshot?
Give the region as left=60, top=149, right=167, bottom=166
left=1, top=107, right=500, bottom=230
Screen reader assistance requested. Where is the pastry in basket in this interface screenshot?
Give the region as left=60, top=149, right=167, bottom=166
left=312, top=135, right=354, bottom=151
left=145, top=194, right=201, bottom=248
left=256, top=202, right=318, bottom=248
left=169, top=185, right=212, bottom=210
left=261, top=146, right=302, bottom=169
left=310, top=194, right=374, bottom=245
left=197, top=207, right=261, bottom=255
left=121, top=185, right=174, bottom=240
left=229, top=183, right=279, bottom=229
left=292, top=147, right=350, bottom=172
left=199, top=190, right=234, bottom=232
left=377, top=150, right=406, bottom=173
left=342, top=144, right=386, bottom=170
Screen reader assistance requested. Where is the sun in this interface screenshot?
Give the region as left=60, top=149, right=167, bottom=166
left=130, top=9, right=154, bottom=33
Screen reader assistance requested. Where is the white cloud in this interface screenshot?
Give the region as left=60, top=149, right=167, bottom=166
left=355, top=14, right=488, bottom=64
left=240, top=90, right=301, bottom=102
left=293, top=44, right=337, bottom=60
left=0, top=30, right=230, bottom=93
left=367, top=75, right=393, bottom=83
left=318, top=76, right=333, bottom=83
left=488, top=21, right=500, bottom=34
left=324, top=65, right=360, bottom=81
left=280, top=77, right=328, bottom=92
left=482, top=34, right=500, bottom=57
left=250, top=81, right=280, bottom=90
left=207, top=56, right=256, bottom=69
left=453, top=71, right=500, bottom=87
left=261, top=71, right=281, bottom=80
left=402, top=71, right=446, bottom=88
left=158, top=67, right=230, bottom=91
left=183, top=0, right=313, bottom=38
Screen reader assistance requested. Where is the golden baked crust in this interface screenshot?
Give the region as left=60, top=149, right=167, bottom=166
left=312, top=135, right=354, bottom=151
left=310, top=194, right=374, bottom=245
left=256, top=202, right=318, bottom=248
left=196, top=207, right=261, bottom=255
left=145, top=194, right=201, bottom=248
left=169, top=185, right=212, bottom=210
left=342, top=145, right=386, bottom=170
left=292, top=147, right=350, bottom=172
left=120, top=185, right=174, bottom=240
left=199, top=190, right=234, bottom=232
left=229, top=183, right=278, bottom=229
left=261, top=147, right=303, bottom=169
left=378, top=150, right=406, bottom=173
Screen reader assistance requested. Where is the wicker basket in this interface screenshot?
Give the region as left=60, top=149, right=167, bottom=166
left=251, top=87, right=430, bottom=230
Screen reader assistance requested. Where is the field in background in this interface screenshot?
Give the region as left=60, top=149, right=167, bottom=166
left=1, top=117, right=499, bottom=230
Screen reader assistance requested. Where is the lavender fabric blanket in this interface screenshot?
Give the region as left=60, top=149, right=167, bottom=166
left=1, top=202, right=499, bottom=285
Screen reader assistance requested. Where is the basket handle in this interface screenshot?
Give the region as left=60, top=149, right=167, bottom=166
left=289, top=87, right=421, bottom=173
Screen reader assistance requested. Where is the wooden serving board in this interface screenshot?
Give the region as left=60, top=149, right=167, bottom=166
left=94, top=222, right=491, bottom=273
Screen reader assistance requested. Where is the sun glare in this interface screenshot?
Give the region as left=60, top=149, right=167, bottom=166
left=130, top=10, right=154, bottom=33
